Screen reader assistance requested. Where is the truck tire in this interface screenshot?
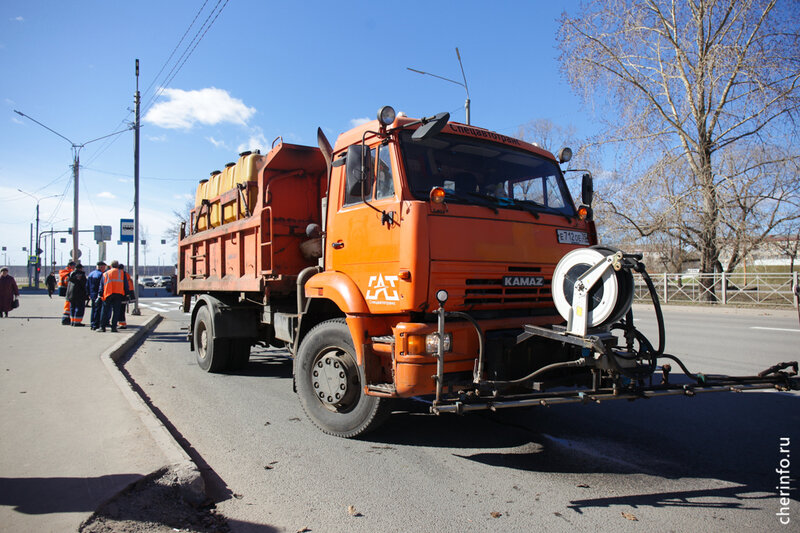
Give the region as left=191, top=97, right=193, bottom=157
left=295, top=319, right=390, bottom=438
left=194, top=305, right=229, bottom=372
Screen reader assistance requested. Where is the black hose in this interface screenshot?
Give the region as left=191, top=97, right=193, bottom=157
left=484, top=359, right=586, bottom=386
left=635, top=262, right=665, bottom=356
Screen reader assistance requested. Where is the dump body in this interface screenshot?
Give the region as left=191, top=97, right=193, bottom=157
left=178, top=143, right=326, bottom=296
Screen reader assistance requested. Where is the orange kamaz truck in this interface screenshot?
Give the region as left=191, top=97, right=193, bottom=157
left=178, top=107, right=798, bottom=437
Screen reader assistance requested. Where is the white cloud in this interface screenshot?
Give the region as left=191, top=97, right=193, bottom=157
left=12, top=16, right=24, bottom=22
left=146, top=134, right=167, bottom=142
left=97, top=191, right=116, bottom=199
left=237, top=127, right=267, bottom=154
left=349, top=117, right=370, bottom=128
left=207, top=137, right=230, bottom=150
left=144, top=87, right=256, bottom=130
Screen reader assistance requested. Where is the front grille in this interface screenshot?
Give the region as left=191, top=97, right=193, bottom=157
left=433, top=264, right=553, bottom=308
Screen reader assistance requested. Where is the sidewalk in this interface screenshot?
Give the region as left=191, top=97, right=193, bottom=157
left=0, top=292, right=172, bottom=532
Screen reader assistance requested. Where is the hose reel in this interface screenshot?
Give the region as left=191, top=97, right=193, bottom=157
left=552, top=246, right=635, bottom=336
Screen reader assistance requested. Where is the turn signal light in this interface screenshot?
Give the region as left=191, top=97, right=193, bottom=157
left=577, top=205, right=592, bottom=220
left=430, top=186, right=446, bottom=204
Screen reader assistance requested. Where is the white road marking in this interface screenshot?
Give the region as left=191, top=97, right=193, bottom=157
left=750, top=326, right=800, bottom=333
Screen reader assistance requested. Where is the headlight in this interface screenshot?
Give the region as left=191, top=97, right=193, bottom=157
left=407, top=333, right=452, bottom=355
left=425, top=332, right=452, bottom=354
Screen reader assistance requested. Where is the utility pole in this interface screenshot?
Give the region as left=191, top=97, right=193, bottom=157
left=29, top=224, right=33, bottom=284
left=131, top=59, right=142, bottom=315
left=408, top=47, right=471, bottom=125
left=13, top=111, right=131, bottom=270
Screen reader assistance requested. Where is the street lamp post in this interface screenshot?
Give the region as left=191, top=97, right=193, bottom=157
left=408, top=47, right=471, bottom=125
left=13, top=110, right=131, bottom=270
left=17, top=190, right=58, bottom=289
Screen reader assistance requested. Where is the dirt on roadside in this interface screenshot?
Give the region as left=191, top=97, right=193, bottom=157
left=79, top=467, right=230, bottom=533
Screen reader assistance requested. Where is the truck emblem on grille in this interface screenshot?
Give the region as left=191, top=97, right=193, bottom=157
left=503, top=275, right=545, bottom=287
left=366, top=274, right=400, bottom=303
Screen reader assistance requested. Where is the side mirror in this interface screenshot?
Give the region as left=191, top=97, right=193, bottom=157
left=345, top=144, right=374, bottom=201
left=412, top=112, right=450, bottom=141
left=581, top=173, right=594, bottom=206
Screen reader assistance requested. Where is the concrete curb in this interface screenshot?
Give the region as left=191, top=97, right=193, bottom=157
left=100, top=314, right=206, bottom=505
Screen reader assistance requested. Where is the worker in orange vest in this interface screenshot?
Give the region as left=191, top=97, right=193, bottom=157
left=58, top=261, right=75, bottom=325
left=117, top=264, right=135, bottom=329
left=97, top=260, right=129, bottom=333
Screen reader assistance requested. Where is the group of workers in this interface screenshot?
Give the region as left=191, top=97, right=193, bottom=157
left=57, top=259, right=134, bottom=332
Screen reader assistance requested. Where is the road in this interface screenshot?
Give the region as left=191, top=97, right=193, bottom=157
left=125, top=299, right=800, bottom=532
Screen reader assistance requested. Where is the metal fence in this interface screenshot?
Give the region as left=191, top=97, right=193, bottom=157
left=634, top=272, right=800, bottom=307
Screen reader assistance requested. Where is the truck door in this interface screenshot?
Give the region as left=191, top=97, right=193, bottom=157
left=327, top=142, right=405, bottom=312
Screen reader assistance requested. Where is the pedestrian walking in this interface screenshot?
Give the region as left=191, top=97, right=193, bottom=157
left=0, top=266, right=19, bottom=318
left=58, top=261, right=76, bottom=325
left=98, top=260, right=129, bottom=333
left=87, top=261, right=107, bottom=330
left=45, top=271, right=57, bottom=298
left=66, top=263, right=89, bottom=326
left=117, top=264, right=135, bottom=329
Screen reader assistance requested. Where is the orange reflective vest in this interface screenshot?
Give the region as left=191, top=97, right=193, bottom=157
left=58, top=267, right=73, bottom=288
left=102, top=268, right=128, bottom=299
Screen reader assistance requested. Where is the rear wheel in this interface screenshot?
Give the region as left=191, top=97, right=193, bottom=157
left=193, top=305, right=229, bottom=372
left=295, top=319, right=390, bottom=438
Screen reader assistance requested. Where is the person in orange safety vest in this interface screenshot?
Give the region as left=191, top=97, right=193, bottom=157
left=58, top=261, right=75, bottom=325
left=97, top=260, right=129, bottom=333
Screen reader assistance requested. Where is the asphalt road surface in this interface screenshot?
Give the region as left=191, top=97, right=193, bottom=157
left=125, top=300, right=800, bottom=532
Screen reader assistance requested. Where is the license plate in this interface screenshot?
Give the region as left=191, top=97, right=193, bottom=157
left=557, top=229, right=589, bottom=245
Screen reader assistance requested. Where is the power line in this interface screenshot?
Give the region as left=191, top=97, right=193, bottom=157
left=141, top=0, right=229, bottom=117
left=140, top=0, right=211, bottom=100
left=84, top=1, right=217, bottom=170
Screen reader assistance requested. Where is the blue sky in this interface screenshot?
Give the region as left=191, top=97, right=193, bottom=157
left=0, top=0, right=590, bottom=269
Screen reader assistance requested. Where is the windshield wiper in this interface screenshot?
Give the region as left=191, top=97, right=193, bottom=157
left=512, top=198, right=542, bottom=219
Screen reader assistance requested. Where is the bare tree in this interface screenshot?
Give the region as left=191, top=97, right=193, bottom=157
left=557, top=0, right=800, bottom=294
left=773, top=228, right=800, bottom=273
left=163, top=198, right=195, bottom=245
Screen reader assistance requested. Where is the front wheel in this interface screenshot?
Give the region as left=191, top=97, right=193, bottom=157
left=295, top=319, right=390, bottom=438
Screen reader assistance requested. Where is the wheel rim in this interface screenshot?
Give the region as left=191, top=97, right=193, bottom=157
left=197, top=323, right=208, bottom=360
left=311, top=348, right=358, bottom=411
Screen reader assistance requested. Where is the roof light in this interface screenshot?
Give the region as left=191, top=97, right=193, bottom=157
left=557, top=147, right=573, bottom=164
left=429, top=186, right=446, bottom=204
left=378, top=106, right=396, bottom=126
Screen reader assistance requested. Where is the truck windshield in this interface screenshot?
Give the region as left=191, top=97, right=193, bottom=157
left=399, top=130, right=576, bottom=217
